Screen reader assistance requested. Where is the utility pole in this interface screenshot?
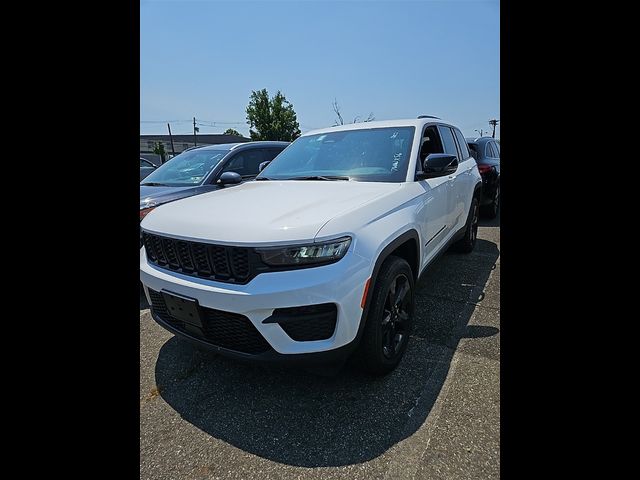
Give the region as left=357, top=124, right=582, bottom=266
left=193, top=117, right=199, bottom=146
left=475, top=128, right=484, bottom=137
left=489, top=119, right=499, bottom=138
left=167, top=123, right=176, bottom=159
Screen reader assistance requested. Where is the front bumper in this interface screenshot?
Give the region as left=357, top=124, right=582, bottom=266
left=140, top=246, right=372, bottom=359
left=149, top=309, right=358, bottom=365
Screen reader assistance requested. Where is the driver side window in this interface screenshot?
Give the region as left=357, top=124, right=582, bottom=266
left=221, top=149, right=266, bottom=178
left=417, top=126, right=444, bottom=173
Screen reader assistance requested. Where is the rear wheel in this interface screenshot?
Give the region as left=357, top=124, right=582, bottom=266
left=452, top=196, right=479, bottom=253
left=481, top=184, right=500, bottom=219
left=357, top=256, right=415, bottom=375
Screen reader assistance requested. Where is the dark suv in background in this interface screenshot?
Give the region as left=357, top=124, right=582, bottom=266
left=140, top=141, right=289, bottom=222
left=466, top=137, right=500, bottom=218
left=140, top=158, right=157, bottom=181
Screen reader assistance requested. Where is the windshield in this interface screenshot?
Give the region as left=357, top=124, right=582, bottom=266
left=258, top=127, right=415, bottom=182
left=141, top=149, right=229, bottom=186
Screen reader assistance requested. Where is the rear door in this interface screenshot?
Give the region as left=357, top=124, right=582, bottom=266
left=436, top=125, right=464, bottom=231
left=451, top=127, right=477, bottom=231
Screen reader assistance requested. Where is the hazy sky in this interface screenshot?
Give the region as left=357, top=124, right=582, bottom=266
left=141, top=0, right=500, bottom=138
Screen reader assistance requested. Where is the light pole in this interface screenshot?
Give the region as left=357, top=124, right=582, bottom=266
left=475, top=129, right=484, bottom=137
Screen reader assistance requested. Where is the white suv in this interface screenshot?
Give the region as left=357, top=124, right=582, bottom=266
left=140, top=118, right=482, bottom=375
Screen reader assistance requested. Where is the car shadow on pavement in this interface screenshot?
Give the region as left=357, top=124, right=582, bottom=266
left=153, top=238, right=500, bottom=467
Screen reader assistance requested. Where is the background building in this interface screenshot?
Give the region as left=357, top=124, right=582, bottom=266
left=140, top=133, right=250, bottom=165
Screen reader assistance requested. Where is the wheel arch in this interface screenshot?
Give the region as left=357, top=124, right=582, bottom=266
left=353, top=229, right=420, bottom=349
left=473, top=180, right=483, bottom=200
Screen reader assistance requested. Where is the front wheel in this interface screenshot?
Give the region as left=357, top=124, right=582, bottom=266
left=452, top=196, right=479, bottom=253
left=357, top=255, right=415, bottom=375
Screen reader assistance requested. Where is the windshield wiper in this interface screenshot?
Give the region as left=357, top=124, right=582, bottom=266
left=255, top=177, right=271, bottom=181
left=140, top=182, right=169, bottom=186
left=284, top=175, right=350, bottom=181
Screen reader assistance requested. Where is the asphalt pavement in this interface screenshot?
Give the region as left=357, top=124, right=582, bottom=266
left=140, top=214, right=500, bottom=479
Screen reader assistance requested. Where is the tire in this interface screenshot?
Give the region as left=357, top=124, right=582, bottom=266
left=481, top=183, right=499, bottom=219
left=452, top=196, right=479, bottom=253
left=357, top=255, right=415, bottom=375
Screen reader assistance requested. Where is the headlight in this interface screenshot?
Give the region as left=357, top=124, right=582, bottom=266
left=256, top=236, right=352, bottom=266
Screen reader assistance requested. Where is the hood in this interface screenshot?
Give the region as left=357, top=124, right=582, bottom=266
left=140, top=185, right=210, bottom=209
left=141, top=180, right=401, bottom=245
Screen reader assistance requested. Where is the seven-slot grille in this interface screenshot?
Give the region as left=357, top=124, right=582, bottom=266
left=147, top=288, right=271, bottom=354
left=142, top=232, right=253, bottom=283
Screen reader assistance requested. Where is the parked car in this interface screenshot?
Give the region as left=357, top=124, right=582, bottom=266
left=140, top=141, right=289, bottom=223
left=140, top=158, right=157, bottom=181
left=140, top=118, right=482, bottom=375
left=466, top=137, right=500, bottom=218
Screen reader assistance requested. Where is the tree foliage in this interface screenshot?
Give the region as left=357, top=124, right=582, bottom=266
left=246, top=89, right=301, bottom=141
left=223, top=128, right=242, bottom=137
left=152, top=142, right=166, bottom=163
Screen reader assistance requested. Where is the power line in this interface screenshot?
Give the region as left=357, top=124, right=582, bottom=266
left=140, top=120, right=191, bottom=124
left=196, top=120, right=245, bottom=126
left=141, top=119, right=245, bottom=126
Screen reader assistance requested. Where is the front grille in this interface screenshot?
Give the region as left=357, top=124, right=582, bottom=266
left=142, top=232, right=267, bottom=284
left=147, top=289, right=271, bottom=355
left=265, top=303, right=338, bottom=341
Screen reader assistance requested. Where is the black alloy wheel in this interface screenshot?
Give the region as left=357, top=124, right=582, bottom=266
left=357, top=255, right=415, bottom=375
left=482, top=184, right=500, bottom=219
left=453, top=196, right=479, bottom=253
left=381, top=274, right=411, bottom=359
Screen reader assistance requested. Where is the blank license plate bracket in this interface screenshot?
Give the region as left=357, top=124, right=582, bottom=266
left=161, top=291, right=203, bottom=327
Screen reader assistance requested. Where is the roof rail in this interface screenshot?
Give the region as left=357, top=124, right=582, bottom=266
left=417, top=115, right=441, bottom=119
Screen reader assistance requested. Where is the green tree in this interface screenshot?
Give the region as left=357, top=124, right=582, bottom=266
left=222, top=128, right=243, bottom=137
left=246, top=89, right=301, bottom=141
left=153, top=142, right=166, bottom=163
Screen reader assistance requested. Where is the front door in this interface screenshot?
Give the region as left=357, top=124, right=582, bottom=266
left=416, top=126, right=450, bottom=263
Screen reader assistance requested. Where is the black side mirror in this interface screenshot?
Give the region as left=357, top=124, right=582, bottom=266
left=416, top=154, right=458, bottom=180
left=258, top=160, right=271, bottom=172
left=218, top=171, right=242, bottom=186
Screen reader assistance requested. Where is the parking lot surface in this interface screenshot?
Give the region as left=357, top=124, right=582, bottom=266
left=140, top=215, right=500, bottom=479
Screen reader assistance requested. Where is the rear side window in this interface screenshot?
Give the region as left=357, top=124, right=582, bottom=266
left=486, top=142, right=496, bottom=158
left=222, top=149, right=265, bottom=177
left=452, top=129, right=470, bottom=160
left=437, top=126, right=459, bottom=157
